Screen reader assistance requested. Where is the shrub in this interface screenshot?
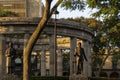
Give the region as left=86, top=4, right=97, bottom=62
left=31, top=76, right=69, bottom=80
left=1, top=74, right=21, bottom=80
left=88, top=77, right=120, bottom=80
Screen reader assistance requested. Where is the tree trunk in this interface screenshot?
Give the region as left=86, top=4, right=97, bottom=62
left=23, top=18, right=48, bottom=80
left=96, top=49, right=110, bottom=76
left=23, top=0, right=63, bottom=80
left=23, top=1, right=51, bottom=80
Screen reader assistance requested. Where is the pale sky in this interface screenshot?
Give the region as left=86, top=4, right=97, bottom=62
left=42, top=0, right=95, bottom=19
left=57, top=7, right=94, bottom=19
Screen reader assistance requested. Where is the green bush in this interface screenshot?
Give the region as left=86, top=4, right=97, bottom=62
left=88, top=77, right=120, bottom=80
left=31, top=76, right=69, bottom=80
left=89, top=77, right=108, bottom=80
left=1, top=74, right=21, bottom=80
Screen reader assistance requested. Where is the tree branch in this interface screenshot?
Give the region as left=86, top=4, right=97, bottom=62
left=49, top=0, right=63, bottom=18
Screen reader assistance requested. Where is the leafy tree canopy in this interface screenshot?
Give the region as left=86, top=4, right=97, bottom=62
left=87, top=0, right=120, bottom=19
left=61, top=0, right=86, bottom=10
left=86, top=0, right=120, bottom=47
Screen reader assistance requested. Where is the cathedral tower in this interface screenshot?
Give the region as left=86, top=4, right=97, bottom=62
left=0, top=0, right=43, bottom=17
left=26, top=0, right=43, bottom=17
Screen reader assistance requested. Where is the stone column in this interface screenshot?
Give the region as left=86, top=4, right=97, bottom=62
left=0, top=35, right=6, bottom=78
left=23, top=32, right=30, bottom=77
left=24, top=33, right=30, bottom=47
left=37, top=52, right=41, bottom=72
left=41, top=50, right=46, bottom=76
left=49, top=35, right=55, bottom=76
left=70, top=37, right=77, bottom=75
left=82, top=41, right=88, bottom=76
left=23, top=33, right=30, bottom=68
left=83, top=41, right=92, bottom=76
left=39, top=0, right=43, bottom=17
left=87, top=41, right=92, bottom=77
left=57, top=49, right=63, bottom=76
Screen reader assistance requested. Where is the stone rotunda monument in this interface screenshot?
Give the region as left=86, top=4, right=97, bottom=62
left=0, top=17, right=93, bottom=80
left=0, top=0, right=94, bottom=79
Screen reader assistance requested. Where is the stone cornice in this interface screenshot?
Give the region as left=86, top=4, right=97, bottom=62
left=0, top=17, right=94, bottom=42
left=0, top=17, right=93, bottom=34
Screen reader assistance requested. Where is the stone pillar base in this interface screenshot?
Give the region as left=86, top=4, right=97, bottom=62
left=69, top=74, right=88, bottom=80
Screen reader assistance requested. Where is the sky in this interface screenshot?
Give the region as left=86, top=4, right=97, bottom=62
left=57, top=7, right=94, bottom=19
left=41, top=0, right=96, bottom=19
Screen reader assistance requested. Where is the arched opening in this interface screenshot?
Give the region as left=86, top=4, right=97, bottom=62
left=110, top=72, right=119, bottom=78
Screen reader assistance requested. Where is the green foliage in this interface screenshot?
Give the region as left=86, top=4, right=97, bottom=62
left=1, top=74, right=22, bottom=80
left=65, top=16, right=88, bottom=25
left=89, top=77, right=108, bottom=80
left=103, top=16, right=120, bottom=47
left=0, top=10, right=19, bottom=17
left=31, top=76, right=69, bottom=80
left=61, top=0, right=85, bottom=11
left=89, top=77, right=120, bottom=80
left=87, top=0, right=120, bottom=46
left=112, top=50, right=120, bottom=64
left=92, top=53, right=103, bottom=70
left=86, top=0, right=120, bottom=69
left=87, top=0, right=120, bottom=45
left=87, top=0, right=120, bottom=18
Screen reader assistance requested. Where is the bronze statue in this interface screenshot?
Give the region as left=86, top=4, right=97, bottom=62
left=5, top=42, right=16, bottom=74
left=74, top=42, right=87, bottom=74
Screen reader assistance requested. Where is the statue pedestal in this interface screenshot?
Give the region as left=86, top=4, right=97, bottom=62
left=69, top=74, right=88, bottom=80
